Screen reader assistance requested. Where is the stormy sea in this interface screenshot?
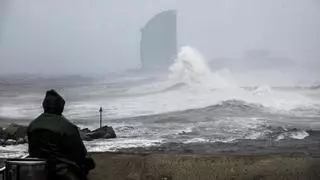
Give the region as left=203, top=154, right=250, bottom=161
left=1, top=47, right=320, bottom=158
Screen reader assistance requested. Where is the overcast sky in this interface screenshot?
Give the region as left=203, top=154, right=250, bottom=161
left=0, top=0, right=319, bottom=75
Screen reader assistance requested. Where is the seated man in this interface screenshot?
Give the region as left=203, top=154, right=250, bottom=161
left=27, top=90, right=95, bottom=180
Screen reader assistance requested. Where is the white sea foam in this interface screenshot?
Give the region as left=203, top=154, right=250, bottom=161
left=0, top=144, right=28, bottom=158
left=169, top=46, right=238, bottom=89
left=0, top=46, right=318, bottom=158
left=0, top=46, right=317, bottom=120
left=276, top=131, right=309, bottom=141
left=184, top=138, right=209, bottom=144
left=84, top=138, right=162, bottom=152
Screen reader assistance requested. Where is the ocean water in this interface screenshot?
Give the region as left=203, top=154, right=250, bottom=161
left=0, top=46, right=320, bottom=157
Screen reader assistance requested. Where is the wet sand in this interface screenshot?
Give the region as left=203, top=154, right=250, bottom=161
left=1, top=153, right=320, bottom=180
left=88, top=152, right=320, bottom=180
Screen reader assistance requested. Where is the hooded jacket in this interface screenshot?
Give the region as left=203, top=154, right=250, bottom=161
left=27, top=90, right=92, bottom=180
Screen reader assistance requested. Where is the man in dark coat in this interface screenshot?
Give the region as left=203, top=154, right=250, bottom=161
left=27, top=90, right=95, bottom=180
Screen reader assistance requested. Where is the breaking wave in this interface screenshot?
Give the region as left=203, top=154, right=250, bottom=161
left=0, top=46, right=319, bottom=157
left=169, top=46, right=237, bottom=89
left=1, top=46, right=317, bottom=120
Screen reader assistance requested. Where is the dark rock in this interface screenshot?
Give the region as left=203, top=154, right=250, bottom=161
left=0, top=123, right=117, bottom=144
left=17, top=138, right=26, bottom=144
left=80, top=128, right=91, bottom=139
left=24, top=136, right=28, bottom=143
left=83, top=126, right=116, bottom=141
left=0, top=124, right=28, bottom=146
left=5, top=139, right=16, bottom=146
left=16, top=127, right=27, bottom=139
left=81, top=128, right=91, bottom=134
left=1, top=137, right=27, bottom=146
left=0, top=127, right=4, bottom=139
left=0, top=139, right=5, bottom=146
left=4, top=123, right=27, bottom=140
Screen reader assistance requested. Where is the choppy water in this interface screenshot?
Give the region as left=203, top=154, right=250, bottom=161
left=0, top=46, right=320, bottom=157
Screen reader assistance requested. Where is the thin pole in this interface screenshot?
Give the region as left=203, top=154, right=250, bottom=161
left=99, top=107, right=103, bottom=128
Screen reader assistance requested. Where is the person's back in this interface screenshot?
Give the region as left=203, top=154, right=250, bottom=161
left=27, top=90, right=95, bottom=180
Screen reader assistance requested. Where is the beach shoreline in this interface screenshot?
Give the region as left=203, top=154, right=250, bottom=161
left=87, top=152, right=320, bottom=180
left=1, top=152, right=320, bottom=180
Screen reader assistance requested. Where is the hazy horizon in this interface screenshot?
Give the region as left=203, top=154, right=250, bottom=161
left=0, top=0, right=319, bottom=76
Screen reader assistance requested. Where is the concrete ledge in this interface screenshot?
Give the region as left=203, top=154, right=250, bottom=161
left=88, top=152, right=320, bottom=180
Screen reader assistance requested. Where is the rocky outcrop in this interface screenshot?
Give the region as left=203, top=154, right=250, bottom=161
left=80, top=128, right=92, bottom=139
left=82, top=126, right=117, bottom=141
left=0, top=124, right=116, bottom=146
left=0, top=127, right=4, bottom=138
left=0, top=124, right=28, bottom=146
left=4, top=123, right=27, bottom=140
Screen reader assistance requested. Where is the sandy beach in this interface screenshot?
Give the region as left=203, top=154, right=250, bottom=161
left=87, top=152, right=320, bottom=180
left=1, top=152, right=320, bottom=180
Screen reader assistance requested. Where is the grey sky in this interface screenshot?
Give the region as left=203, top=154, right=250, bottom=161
left=0, top=0, right=319, bottom=75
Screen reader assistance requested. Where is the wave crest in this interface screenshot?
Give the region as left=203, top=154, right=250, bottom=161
left=169, top=46, right=237, bottom=89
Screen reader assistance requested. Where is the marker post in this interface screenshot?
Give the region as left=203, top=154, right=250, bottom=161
left=99, top=107, right=103, bottom=128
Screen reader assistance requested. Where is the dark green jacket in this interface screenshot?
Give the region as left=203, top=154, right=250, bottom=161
left=28, top=113, right=87, bottom=173
left=27, top=90, right=91, bottom=180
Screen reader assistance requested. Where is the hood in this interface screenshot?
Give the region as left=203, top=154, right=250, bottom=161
left=42, top=89, right=65, bottom=115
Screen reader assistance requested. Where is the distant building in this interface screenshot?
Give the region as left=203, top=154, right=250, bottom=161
left=140, top=10, right=177, bottom=71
